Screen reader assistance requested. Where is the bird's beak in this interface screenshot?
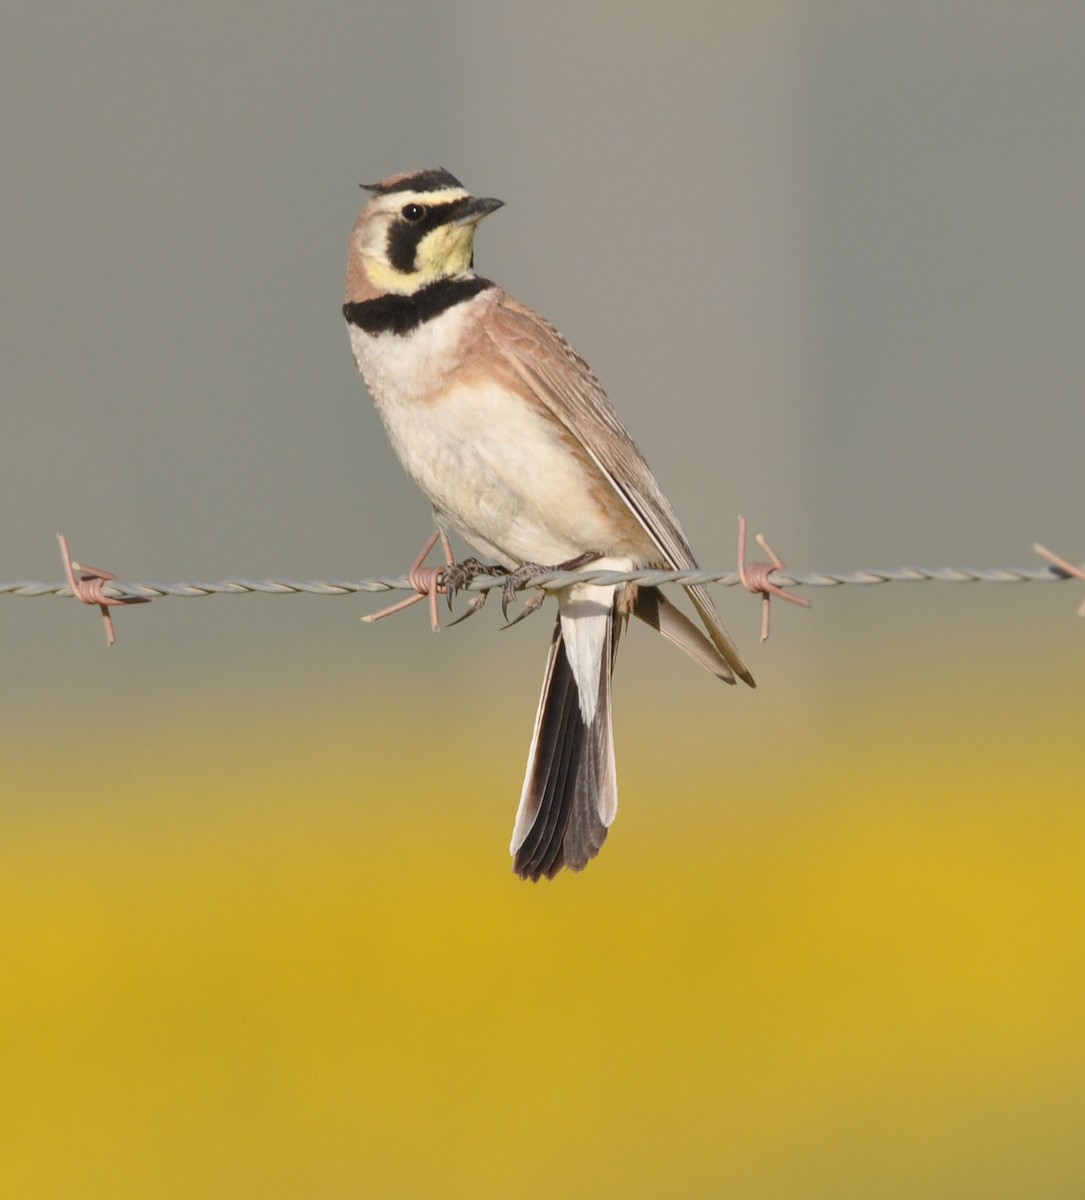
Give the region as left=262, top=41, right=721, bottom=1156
left=456, top=196, right=505, bottom=226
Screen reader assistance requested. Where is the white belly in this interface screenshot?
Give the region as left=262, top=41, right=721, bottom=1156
left=349, top=317, right=622, bottom=567
left=383, top=377, right=619, bottom=567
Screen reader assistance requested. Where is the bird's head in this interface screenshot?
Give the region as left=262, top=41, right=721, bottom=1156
left=346, top=168, right=504, bottom=300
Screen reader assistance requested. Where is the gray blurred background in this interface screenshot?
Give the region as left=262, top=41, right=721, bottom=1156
left=3, top=0, right=1083, bottom=731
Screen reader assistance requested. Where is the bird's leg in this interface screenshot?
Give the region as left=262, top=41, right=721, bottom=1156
left=362, top=530, right=456, bottom=632
left=500, top=551, right=603, bottom=627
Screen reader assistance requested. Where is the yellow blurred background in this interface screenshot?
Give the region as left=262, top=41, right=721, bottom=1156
left=3, top=603, right=1083, bottom=1197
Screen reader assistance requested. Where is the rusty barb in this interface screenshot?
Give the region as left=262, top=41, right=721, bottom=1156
left=736, top=516, right=812, bottom=643
left=57, top=533, right=150, bottom=646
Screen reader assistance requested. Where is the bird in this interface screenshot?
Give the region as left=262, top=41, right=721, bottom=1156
left=343, top=168, right=754, bottom=880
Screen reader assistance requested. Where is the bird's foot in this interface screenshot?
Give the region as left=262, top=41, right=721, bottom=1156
left=499, top=552, right=603, bottom=626
left=443, top=558, right=508, bottom=627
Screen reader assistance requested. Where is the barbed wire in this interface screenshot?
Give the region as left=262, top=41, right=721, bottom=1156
left=0, top=562, right=1075, bottom=602
left=4, top=531, right=1081, bottom=645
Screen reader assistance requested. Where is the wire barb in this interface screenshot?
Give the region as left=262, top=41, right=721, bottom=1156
left=359, top=529, right=456, bottom=632
left=736, top=516, right=813, bottom=642
left=56, top=533, right=150, bottom=646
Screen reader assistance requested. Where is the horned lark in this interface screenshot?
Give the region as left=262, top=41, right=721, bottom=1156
left=344, top=168, right=754, bottom=880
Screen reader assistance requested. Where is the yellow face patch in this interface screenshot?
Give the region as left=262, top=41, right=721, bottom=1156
left=354, top=187, right=480, bottom=296
left=415, top=222, right=477, bottom=279
left=362, top=222, right=477, bottom=295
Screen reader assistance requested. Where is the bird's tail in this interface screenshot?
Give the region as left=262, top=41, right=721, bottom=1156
left=510, top=591, right=620, bottom=881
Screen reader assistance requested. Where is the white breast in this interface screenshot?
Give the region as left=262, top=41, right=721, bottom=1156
left=348, top=303, right=475, bottom=408
left=348, top=309, right=624, bottom=567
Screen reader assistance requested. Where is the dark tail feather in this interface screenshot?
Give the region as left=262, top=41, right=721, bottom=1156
left=511, top=613, right=618, bottom=881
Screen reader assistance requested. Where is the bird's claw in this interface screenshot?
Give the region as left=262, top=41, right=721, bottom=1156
left=443, top=557, right=506, bottom=611
left=446, top=592, right=490, bottom=627
left=500, top=563, right=546, bottom=622
left=501, top=592, right=546, bottom=629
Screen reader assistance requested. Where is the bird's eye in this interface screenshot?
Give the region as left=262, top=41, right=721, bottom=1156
left=402, top=203, right=426, bottom=222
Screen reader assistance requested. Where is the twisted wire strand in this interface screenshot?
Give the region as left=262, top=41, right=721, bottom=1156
left=1, top=564, right=1074, bottom=602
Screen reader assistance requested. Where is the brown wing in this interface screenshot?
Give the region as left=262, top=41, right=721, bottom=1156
left=487, top=293, right=754, bottom=687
